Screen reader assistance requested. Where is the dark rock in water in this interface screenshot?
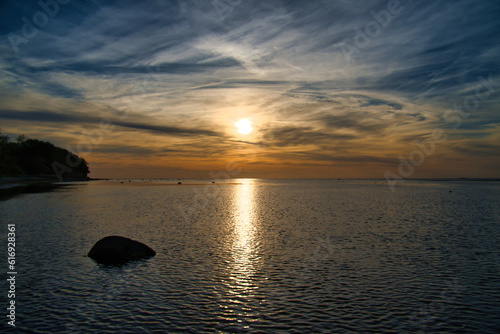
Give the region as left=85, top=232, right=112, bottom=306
left=88, top=236, right=156, bottom=264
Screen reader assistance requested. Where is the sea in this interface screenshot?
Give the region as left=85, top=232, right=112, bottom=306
left=1, top=179, right=499, bottom=333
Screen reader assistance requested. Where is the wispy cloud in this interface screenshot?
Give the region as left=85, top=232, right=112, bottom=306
left=0, top=0, right=499, bottom=177
left=0, top=109, right=222, bottom=137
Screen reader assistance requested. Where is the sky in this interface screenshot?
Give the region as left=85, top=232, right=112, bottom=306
left=0, top=0, right=499, bottom=179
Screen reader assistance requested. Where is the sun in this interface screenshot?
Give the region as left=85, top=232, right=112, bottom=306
left=235, top=119, right=253, bottom=135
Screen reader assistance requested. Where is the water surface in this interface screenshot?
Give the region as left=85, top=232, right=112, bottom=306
left=1, top=179, right=499, bottom=333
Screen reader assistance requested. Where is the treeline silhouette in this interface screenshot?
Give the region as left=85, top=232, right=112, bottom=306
left=0, top=131, right=89, bottom=179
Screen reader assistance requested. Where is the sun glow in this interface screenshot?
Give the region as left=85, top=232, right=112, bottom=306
left=235, top=119, right=253, bottom=135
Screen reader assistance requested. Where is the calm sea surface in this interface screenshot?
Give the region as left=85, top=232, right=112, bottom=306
left=1, top=179, right=499, bottom=333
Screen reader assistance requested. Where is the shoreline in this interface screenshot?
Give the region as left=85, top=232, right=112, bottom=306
left=0, top=176, right=90, bottom=200
left=0, top=176, right=90, bottom=185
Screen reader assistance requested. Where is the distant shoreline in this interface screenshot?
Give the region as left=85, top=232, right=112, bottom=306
left=0, top=176, right=90, bottom=198
left=2, top=176, right=499, bottom=201
left=88, top=177, right=500, bottom=182
left=0, top=176, right=90, bottom=185
left=3, top=176, right=499, bottom=185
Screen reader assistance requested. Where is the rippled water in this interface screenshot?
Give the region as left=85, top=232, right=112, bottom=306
left=1, top=179, right=500, bottom=333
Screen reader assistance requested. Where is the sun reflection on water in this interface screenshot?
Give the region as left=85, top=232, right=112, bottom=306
left=220, top=179, right=261, bottom=327
left=231, top=179, right=258, bottom=287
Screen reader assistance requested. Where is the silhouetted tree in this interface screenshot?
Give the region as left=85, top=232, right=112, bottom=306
left=0, top=133, right=89, bottom=179
left=0, top=130, right=9, bottom=144
left=16, top=134, right=26, bottom=143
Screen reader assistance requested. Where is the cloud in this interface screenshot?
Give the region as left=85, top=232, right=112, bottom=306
left=112, top=119, right=220, bottom=137
left=12, top=58, right=242, bottom=76
left=0, top=109, right=94, bottom=123
left=264, top=150, right=396, bottom=166
left=0, top=109, right=222, bottom=137
left=94, top=144, right=180, bottom=156
left=317, top=112, right=390, bottom=134
left=0, top=0, right=499, bottom=177
left=37, top=81, right=84, bottom=99
left=261, top=126, right=356, bottom=147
